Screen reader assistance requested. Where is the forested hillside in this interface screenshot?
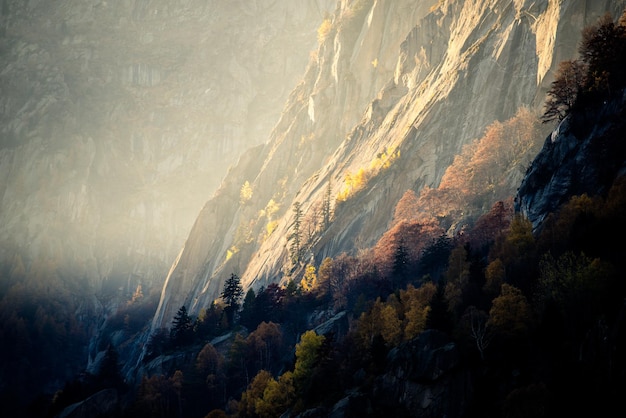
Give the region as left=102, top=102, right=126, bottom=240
left=3, top=3, right=626, bottom=418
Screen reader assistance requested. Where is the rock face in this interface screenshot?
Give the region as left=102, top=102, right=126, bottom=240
left=0, top=0, right=334, bottom=292
left=151, top=0, right=626, bottom=332
left=373, top=330, right=468, bottom=418
left=516, top=91, right=626, bottom=231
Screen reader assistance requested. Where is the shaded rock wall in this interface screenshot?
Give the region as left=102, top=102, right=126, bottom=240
left=516, top=91, right=626, bottom=231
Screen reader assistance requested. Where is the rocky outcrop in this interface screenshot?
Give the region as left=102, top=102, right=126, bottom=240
left=372, top=330, right=468, bottom=418
left=151, top=0, right=626, bottom=334
left=516, top=91, right=626, bottom=231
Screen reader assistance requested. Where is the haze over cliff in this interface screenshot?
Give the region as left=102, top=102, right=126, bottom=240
left=0, top=0, right=334, bottom=295
left=151, top=0, right=626, bottom=332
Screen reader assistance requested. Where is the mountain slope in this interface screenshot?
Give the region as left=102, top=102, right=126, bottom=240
left=151, top=0, right=626, bottom=332
left=0, top=0, right=333, bottom=294
left=517, top=91, right=626, bottom=231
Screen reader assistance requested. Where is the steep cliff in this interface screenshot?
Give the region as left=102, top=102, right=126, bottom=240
left=151, top=0, right=626, bottom=332
left=0, top=0, right=334, bottom=293
left=516, top=90, right=626, bottom=231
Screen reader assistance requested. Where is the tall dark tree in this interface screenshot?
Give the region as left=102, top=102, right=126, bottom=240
left=542, top=59, right=587, bottom=123
left=221, top=273, right=244, bottom=326
left=171, top=305, right=193, bottom=346
left=418, top=234, right=453, bottom=282
left=146, top=327, right=171, bottom=359
left=579, top=12, right=626, bottom=96
left=426, top=282, right=453, bottom=333
left=195, top=302, right=224, bottom=339
left=97, top=343, right=124, bottom=390
left=392, top=239, right=410, bottom=288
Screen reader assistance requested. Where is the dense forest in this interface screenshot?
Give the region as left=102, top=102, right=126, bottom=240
left=2, top=9, right=626, bottom=418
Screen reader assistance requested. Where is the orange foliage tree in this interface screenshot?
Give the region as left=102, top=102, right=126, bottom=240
left=372, top=218, right=443, bottom=281
left=415, top=107, right=542, bottom=229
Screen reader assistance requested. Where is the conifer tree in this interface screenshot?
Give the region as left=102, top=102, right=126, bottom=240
left=392, top=239, right=409, bottom=287
left=171, top=305, right=193, bottom=345
left=239, top=288, right=257, bottom=329
left=97, top=343, right=124, bottom=389
left=289, top=201, right=304, bottom=264
left=221, top=273, right=244, bottom=326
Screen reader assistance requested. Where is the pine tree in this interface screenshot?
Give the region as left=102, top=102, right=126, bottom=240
left=221, top=273, right=244, bottom=326
left=288, top=201, right=303, bottom=265
left=97, top=343, right=124, bottom=389
left=392, top=239, right=409, bottom=288
left=239, top=288, right=257, bottom=329
left=171, top=305, right=193, bottom=345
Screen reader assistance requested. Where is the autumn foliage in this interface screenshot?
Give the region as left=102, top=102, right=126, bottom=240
left=543, top=11, right=626, bottom=123
left=403, top=107, right=544, bottom=232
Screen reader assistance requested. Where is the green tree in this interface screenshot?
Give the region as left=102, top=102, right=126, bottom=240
left=97, top=343, right=124, bottom=389
left=195, top=301, right=224, bottom=339
left=488, top=284, right=531, bottom=340
left=240, top=180, right=253, bottom=205
left=400, top=282, right=436, bottom=340
left=579, top=12, right=626, bottom=96
left=256, top=371, right=295, bottom=418
left=170, top=306, right=193, bottom=346
left=490, top=214, right=536, bottom=295
left=293, top=330, right=325, bottom=393
left=392, top=238, right=410, bottom=286
left=300, top=264, right=317, bottom=292
left=358, top=298, right=401, bottom=347
left=536, top=251, right=613, bottom=340
left=289, top=201, right=304, bottom=265
left=222, top=273, right=244, bottom=326
left=239, top=288, right=257, bottom=329
left=237, top=370, right=273, bottom=417
left=483, top=258, right=506, bottom=298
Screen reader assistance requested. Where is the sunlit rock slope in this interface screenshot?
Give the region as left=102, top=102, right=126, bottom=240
left=151, top=0, right=626, bottom=331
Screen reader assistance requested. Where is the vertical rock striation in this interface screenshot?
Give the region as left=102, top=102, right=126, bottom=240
left=150, top=0, right=626, bottom=335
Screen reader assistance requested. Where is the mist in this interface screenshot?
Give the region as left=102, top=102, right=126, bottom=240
left=0, top=0, right=333, bottom=294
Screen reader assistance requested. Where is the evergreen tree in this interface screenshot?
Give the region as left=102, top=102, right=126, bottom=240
left=221, top=273, right=244, bottom=326
left=97, top=343, right=124, bottom=390
left=392, top=239, right=409, bottom=288
left=426, top=282, right=453, bottom=333
left=239, top=288, right=258, bottom=330
left=195, top=302, right=223, bottom=339
left=289, top=201, right=303, bottom=265
left=579, top=12, right=626, bottom=96
left=171, top=305, right=193, bottom=346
